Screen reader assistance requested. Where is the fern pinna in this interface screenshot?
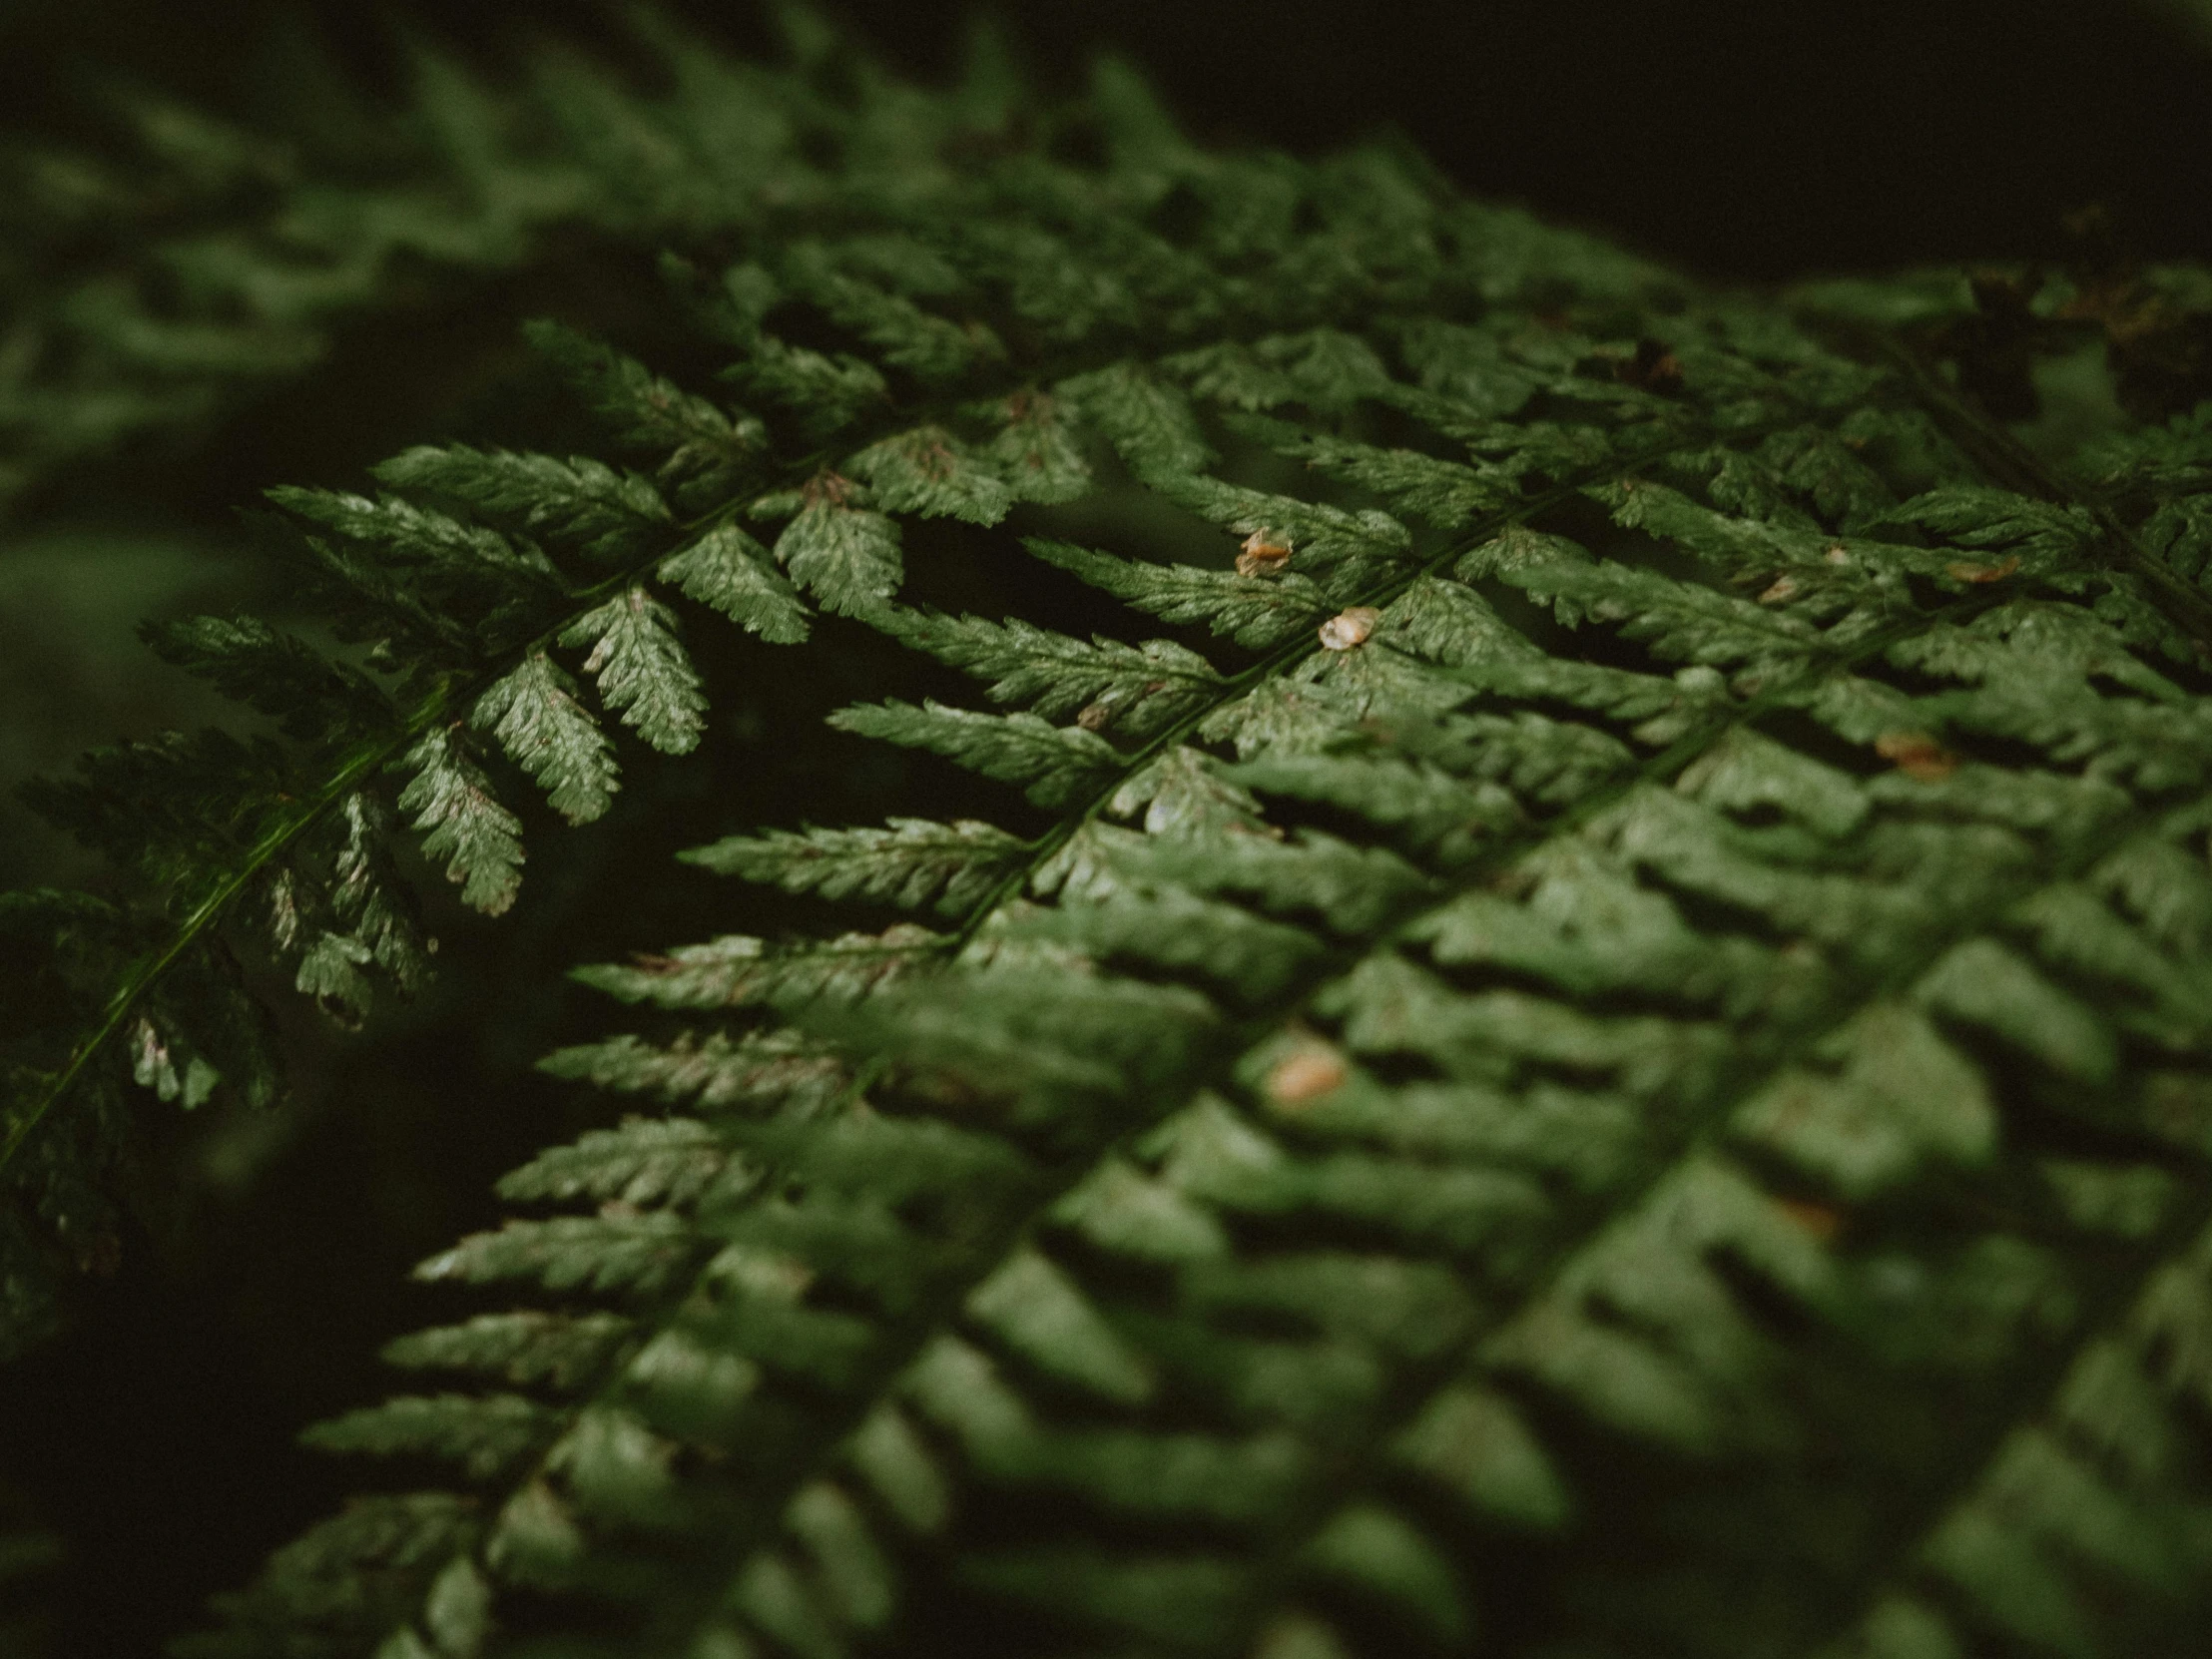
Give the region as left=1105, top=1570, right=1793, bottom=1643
left=9, top=10, right=2212, bottom=1658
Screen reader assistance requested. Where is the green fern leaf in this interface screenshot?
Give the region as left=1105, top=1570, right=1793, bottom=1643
left=558, top=585, right=708, bottom=755
left=373, top=444, right=671, bottom=561
left=395, top=727, right=527, bottom=916
left=1025, top=537, right=1336, bottom=649
left=522, top=317, right=765, bottom=471
left=683, top=819, right=1027, bottom=914
left=829, top=700, right=1123, bottom=807
left=469, top=652, right=618, bottom=824
left=772, top=485, right=904, bottom=615
left=1058, top=362, right=1214, bottom=475
left=882, top=609, right=1225, bottom=734
left=844, top=426, right=1015, bottom=525
left=382, top=1312, right=633, bottom=1392
left=300, top=1394, right=555, bottom=1482
left=658, top=522, right=812, bottom=643
left=571, top=924, right=945, bottom=1011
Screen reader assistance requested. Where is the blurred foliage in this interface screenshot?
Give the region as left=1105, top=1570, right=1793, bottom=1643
left=0, top=534, right=258, bottom=888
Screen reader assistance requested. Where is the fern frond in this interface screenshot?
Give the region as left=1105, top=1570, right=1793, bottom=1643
left=17, top=8, right=2212, bottom=1657
left=770, top=483, right=905, bottom=615
left=828, top=701, right=1123, bottom=808
left=656, top=522, right=813, bottom=644
left=557, top=587, right=709, bottom=756
left=572, top=925, right=948, bottom=1012
left=881, top=608, right=1226, bottom=734
left=1025, top=536, right=1338, bottom=649
left=682, top=820, right=1028, bottom=916
left=258, top=293, right=2212, bottom=1656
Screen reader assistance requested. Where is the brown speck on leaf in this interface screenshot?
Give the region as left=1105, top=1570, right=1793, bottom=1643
left=1875, top=731, right=1958, bottom=782
left=1237, top=530, right=1292, bottom=577
left=1266, top=1045, right=1348, bottom=1108
left=1075, top=699, right=1113, bottom=732
left=1318, top=607, right=1381, bottom=651
left=1944, top=555, right=2019, bottom=584
left=1775, top=1197, right=1844, bottom=1243
left=1824, top=543, right=1851, bottom=565
left=1757, top=575, right=1800, bottom=605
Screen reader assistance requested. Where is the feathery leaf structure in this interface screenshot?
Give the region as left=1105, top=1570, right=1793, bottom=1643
left=10, top=10, right=2212, bottom=1658
left=3, top=5, right=1658, bottom=1337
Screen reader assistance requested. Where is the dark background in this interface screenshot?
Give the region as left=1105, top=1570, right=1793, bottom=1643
left=8, top=0, right=2212, bottom=280
left=3, top=2, right=2211, bottom=1653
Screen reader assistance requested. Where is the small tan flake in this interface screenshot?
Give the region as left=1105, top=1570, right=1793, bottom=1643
left=1875, top=730, right=1958, bottom=782
left=1265, top=1045, right=1348, bottom=1108
left=1318, top=607, right=1381, bottom=651
left=1944, top=555, right=2020, bottom=584
left=1824, top=543, right=1851, bottom=565
left=1236, top=530, right=1293, bottom=576
left=1756, top=574, right=1800, bottom=605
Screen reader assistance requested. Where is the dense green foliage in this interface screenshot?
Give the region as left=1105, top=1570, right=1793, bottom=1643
left=12, top=8, right=2212, bottom=1656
